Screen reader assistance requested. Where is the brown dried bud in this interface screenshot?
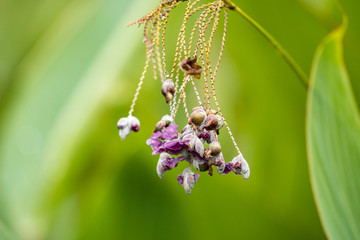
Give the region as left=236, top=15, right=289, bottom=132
left=190, top=109, right=206, bottom=126
left=161, top=79, right=175, bottom=103
left=203, top=114, right=218, bottom=130
left=179, top=57, right=202, bottom=79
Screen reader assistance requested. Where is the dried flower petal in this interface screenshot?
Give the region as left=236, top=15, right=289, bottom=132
left=179, top=57, right=202, bottom=79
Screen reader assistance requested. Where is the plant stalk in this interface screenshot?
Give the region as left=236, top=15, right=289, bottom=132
left=223, top=0, right=309, bottom=88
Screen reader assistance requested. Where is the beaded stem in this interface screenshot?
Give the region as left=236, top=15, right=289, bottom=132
left=129, top=48, right=152, bottom=116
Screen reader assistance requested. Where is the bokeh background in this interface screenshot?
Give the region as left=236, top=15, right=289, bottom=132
left=1, top=0, right=359, bottom=239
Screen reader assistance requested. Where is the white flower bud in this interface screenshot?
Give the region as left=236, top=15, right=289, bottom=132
left=231, top=154, right=250, bottom=180
left=156, top=153, right=171, bottom=179
left=128, top=116, right=140, bottom=132
left=117, top=117, right=130, bottom=140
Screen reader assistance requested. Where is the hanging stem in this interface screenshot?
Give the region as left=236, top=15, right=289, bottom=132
left=222, top=0, right=308, bottom=88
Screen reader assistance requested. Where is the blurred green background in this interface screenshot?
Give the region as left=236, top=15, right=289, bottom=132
left=0, top=0, right=359, bottom=239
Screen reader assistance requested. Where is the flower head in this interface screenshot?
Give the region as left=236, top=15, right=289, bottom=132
left=177, top=168, right=200, bottom=195
left=117, top=116, right=140, bottom=140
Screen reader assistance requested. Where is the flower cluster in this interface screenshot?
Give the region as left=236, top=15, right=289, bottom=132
left=146, top=109, right=249, bottom=194
left=117, top=0, right=250, bottom=194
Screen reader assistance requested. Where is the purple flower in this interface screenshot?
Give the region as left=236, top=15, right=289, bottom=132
left=177, top=168, right=200, bottom=195
left=223, top=162, right=233, bottom=174
left=222, top=154, right=250, bottom=180
left=157, top=153, right=185, bottom=179
left=163, top=139, right=186, bottom=155
left=146, top=131, right=162, bottom=152
left=162, top=125, right=178, bottom=140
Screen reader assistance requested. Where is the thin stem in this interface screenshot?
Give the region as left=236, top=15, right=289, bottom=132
left=222, top=0, right=308, bottom=88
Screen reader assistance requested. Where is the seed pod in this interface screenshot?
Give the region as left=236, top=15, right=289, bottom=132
left=203, top=114, right=218, bottom=130
left=161, top=79, right=175, bottom=103
left=208, top=141, right=221, bottom=156
left=190, top=109, right=207, bottom=125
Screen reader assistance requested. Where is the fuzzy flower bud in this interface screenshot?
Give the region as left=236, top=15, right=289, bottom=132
left=117, top=117, right=130, bottom=140
left=231, top=154, right=250, bottom=180
left=128, top=116, right=140, bottom=132
left=156, top=152, right=182, bottom=179
left=161, top=79, right=175, bottom=103
left=177, top=168, right=200, bottom=195
left=214, top=153, right=225, bottom=174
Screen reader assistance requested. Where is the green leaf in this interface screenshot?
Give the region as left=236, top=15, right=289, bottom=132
left=307, top=18, right=360, bottom=239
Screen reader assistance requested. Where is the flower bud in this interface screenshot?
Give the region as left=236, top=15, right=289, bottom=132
left=117, top=117, right=128, bottom=130
left=157, top=152, right=179, bottom=179
left=214, top=153, right=225, bottom=174
left=161, top=79, right=175, bottom=103
left=231, top=154, right=250, bottom=180
left=202, top=114, right=218, bottom=130
left=119, top=125, right=130, bottom=140
left=128, top=116, right=140, bottom=132
left=117, top=117, right=130, bottom=140
left=177, top=168, right=200, bottom=195
left=156, top=153, right=168, bottom=179
left=208, top=141, right=221, bottom=156
left=190, top=109, right=207, bottom=126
